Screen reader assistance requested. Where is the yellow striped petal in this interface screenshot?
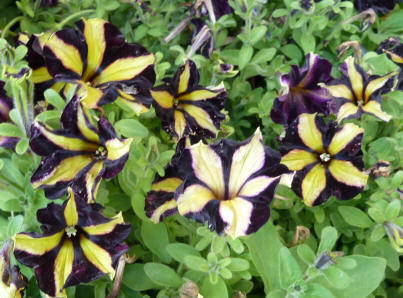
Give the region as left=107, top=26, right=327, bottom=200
left=78, top=83, right=105, bottom=110
left=54, top=240, right=74, bottom=297
left=150, top=90, right=174, bottom=109
left=177, top=184, right=215, bottom=215
left=32, top=67, right=53, bottom=84
left=298, top=113, right=324, bottom=152
left=182, top=104, right=218, bottom=135
left=77, top=104, right=100, bottom=143
left=364, top=73, right=395, bottom=103
left=336, top=102, right=359, bottom=122
left=117, top=91, right=150, bottom=115
left=64, top=189, right=79, bottom=226
left=219, top=197, right=253, bottom=239
left=238, top=176, right=278, bottom=197
left=83, top=213, right=124, bottom=235
left=328, top=159, right=368, bottom=187
left=328, top=123, right=363, bottom=155
left=149, top=199, right=178, bottom=223
left=82, top=161, right=104, bottom=203
left=105, top=138, right=132, bottom=161
left=178, top=61, right=190, bottom=94
left=80, top=235, right=115, bottom=279
left=14, top=231, right=64, bottom=255
left=321, top=84, right=354, bottom=101
left=178, top=89, right=221, bottom=101
left=302, top=163, right=326, bottom=207
left=362, top=101, right=392, bottom=122
left=92, top=54, right=155, bottom=86
left=346, top=57, right=363, bottom=101
left=174, top=110, right=186, bottom=139
left=281, top=149, right=318, bottom=171
left=384, top=50, right=403, bottom=64
left=228, top=129, right=265, bottom=197
left=189, top=142, right=225, bottom=197
left=151, top=178, right=183, bottom=192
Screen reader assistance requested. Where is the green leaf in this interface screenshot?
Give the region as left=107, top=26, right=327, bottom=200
left=245, top=221, right=286, bottom=293
left=14, top=45, right=27, bottom=61
left=300, top=35, right=315, bottom=54
left=305, top=283, right=336, bottom=298
left=249, top=26, right=267, bottom=45
left=252, top=48, right=277, bottom=64
left=123, top=263, right=160, bottom=291
left=322, top=267, right=350, bottom=289
left=44, top=89, right=66, bottom=111
left=7, top=215, right=24, bottom=237
left=315, top=256, right=386, bottom=298
left=144, top=263, right=184, bottom=288
left=15, top=138, right=29, bottom=155
left=317, top=226, right=338, bottom=254
left=279, top=247, right=302, bottom=289
left=166, top=243, right=201, bottom=264
left=141, top=221, right=171, bottom=263
left=200, top=276, right=228, bottom=298
left=211, top=236, right=225, bottom=254
left=385, top=199, right=401, bottom=221
left=227, top=258, right=249, bottom=272
left=0, top=123, right=24, bottom=137
left=280, top=44, right=303, bottom=62
left=115, top=119, right=149, bottom=138
left=338, top=206, right=374, bottom=228
left=184, top=255, right=210, bottom=272
left=370, top=224, right=386, bottom=242
left=239, top=45, right=253, bottom=70
left=368, top=207, right=385, bottom=223
left=297, top=244, right=316, bottom=265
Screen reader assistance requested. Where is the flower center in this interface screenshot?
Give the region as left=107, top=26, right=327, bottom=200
left=319, top=153, right=331, bottom=163
left=65, top=226, right=77, bottom=238
left=95, top=146, right=107, bottom=160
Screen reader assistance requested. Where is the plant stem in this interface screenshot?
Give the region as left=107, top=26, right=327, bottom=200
left=55, top=9, right=94, bottom=30
left=1, top=16, right=24, bottom=39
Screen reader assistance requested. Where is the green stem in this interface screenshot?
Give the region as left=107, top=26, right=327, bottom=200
left=1, top=16, right=24, bottom=39
left=55, top=9, right=94, bottom=30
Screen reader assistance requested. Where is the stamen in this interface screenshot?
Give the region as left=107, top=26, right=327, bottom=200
left=320, top=153, right=331, bottom=162
left=65, top=226, right=77, bottom=238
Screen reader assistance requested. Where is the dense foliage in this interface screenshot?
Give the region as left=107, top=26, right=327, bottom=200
left=0, top=0, right=402, bottom=297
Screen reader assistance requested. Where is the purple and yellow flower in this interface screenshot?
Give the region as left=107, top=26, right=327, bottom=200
left=174, top=128, right=289, bottom=238
left=322, top=56, right=395, bottom=122
left=14, top=188, right=131, bottom=297
left=280, top=113, right=368, bottom=206
left=0, top=81, right=19, bottom=149
left=40, top=18, right=155, bottom=114
left=385, top=222, right=403, bottom=254
left=378, top=38, right=403, bottom=90
left=151, top=60, right=227, bottom=140
left=30, top=96, right=132, bottom=201
left=354, top=0, right=400, bottom=15
left=270, top=53, right=332, bottom=126
left=0, top=241, right=27, bottom=298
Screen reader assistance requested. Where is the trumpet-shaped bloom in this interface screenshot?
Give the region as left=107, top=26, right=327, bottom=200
left=322, top=56, right=395, bottom=122
left=378, top=38, right=403, bottom=90
left=174, top=129, right=289, bottom=238
left=270, top=53, right=332, bottom=126
left=40, top=18, right=155, bottom=114
left=280, top=113, right=368, bottom=206
left=0, top=241, right=27, bottom=298
left=151, top=60, right=227, bottom=139
left=0, top=81, right=18, bottom=149
left=30, top=96, right=132, bottom=201
left=14, top=188, right=131, bottom=297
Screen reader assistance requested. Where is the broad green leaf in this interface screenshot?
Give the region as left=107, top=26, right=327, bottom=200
left=166, top=243, right=201, bottom=264
left=322, top=267, right=350, bottom=289
left=141, top=221, right=171, bottom=263
left=249, top=26, right=267, bottom=45
left=227, top=258, right=249, bottom=272
left=305, top=283, right=336, bottom=298
left=200, top=276, right=228, bottom=298
left=317, top=226, right=338, bottom=254
left=44, top=89, right=66, bottom=111
left=15, top=138, right=29, bottom=155
left=338, top=206, right=374, bottom=228
left=211, top=236, right=225, bottom=254
left=0, top=123, right=24, bottom=137
left=280, top=44, right=303, bottom=62
left=7, top=215, right=24, bottom=237
left=115, top=119, right=149, bottom=138
left=245, top=221, right=286, bottom=293
left=385, top=199, right=401, bottom=221
left=144, top=263, right=184, bottom=288
left=123, top=263, right=160, bottom=291
left=184, top=255, right=210, bottom=272
left=279, top=247, right=302, bottom=289
left=297, top=244, right=316, bottom=265
left=239, top=45, right=253, bottom=70
left=252, top=48, right=277, bottom=64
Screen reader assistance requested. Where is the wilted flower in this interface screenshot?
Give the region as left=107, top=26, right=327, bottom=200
left=14, top=188, right=131, bottom=297
left=385, top=222, right=403, bottom=254
left=322, top=56, right=395, bottom=122
left=378, top=38, right=403, bottom=90
left=192, top=0, right=234, bottom=23
left=30, top=96, right=132, bottom=201
left=280, top=113, right=368, bottom=206
left=174, top=128, right=289, bottom=238
left=0, top=81, right=19, bottom=149
left=41, top=18, right=155, bottom=114
left=189, top=19, right=214, bottom=58
left=353, top=0, right=400, bottom=15
left=0, top=241, right=27, bottom=298
left=151, top=60, right=227, bottom=139
left=270, top=53, right=332, bottom=126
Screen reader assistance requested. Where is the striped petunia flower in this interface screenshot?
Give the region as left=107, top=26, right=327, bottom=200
left=174, top=128, right=289, bottom=238
left=280, top=113, right=368, bottom=207
left=41, top=18, right=155, bottom=114
left=0, top=81, right=19, bottom=149
left=270, top=53, right=332, bottom=126
left=0, top=241, right=27, bottom=298
left=151, top=60, right=227, bottom=140
left=30, top=95, right=132, bottom=201
left=14, top=188, right=131, bottom=297
left=378, top=38, right=403, bottom=90
left=322, top=56, right=395, bottom=122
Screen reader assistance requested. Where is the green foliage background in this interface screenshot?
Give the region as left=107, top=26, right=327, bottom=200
left=0, top=0, right=402, bottom=297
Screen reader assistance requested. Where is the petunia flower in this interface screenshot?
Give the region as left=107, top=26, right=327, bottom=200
left=189, top=18, right=214, bottom=58
left=30, top=95, right=132, bottom=201
left=385, top=222, right=403, bottom=254
left=270, top=53, right=332, bottom=126
left=191, top=0, right=234, bottom=24
left=41, top=18, right=155, bottom=114
left=0, top=241, right=27, bottom=298
left=322, top=56, right=395, bottom=122
left=280, top=113, right=368, bottom=207
left=14, top=188, right=131, bottom=297
left=174, top=128, right=289, bottom=238
left=145, top=136, right=203, bottom=223
left=151, top=60, right=227, bottom=140
left=378, top=37, right=403, bottom=90
left=353, top=0, right=400, bottom=15
left=0, top=81, right=19, bottom=149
